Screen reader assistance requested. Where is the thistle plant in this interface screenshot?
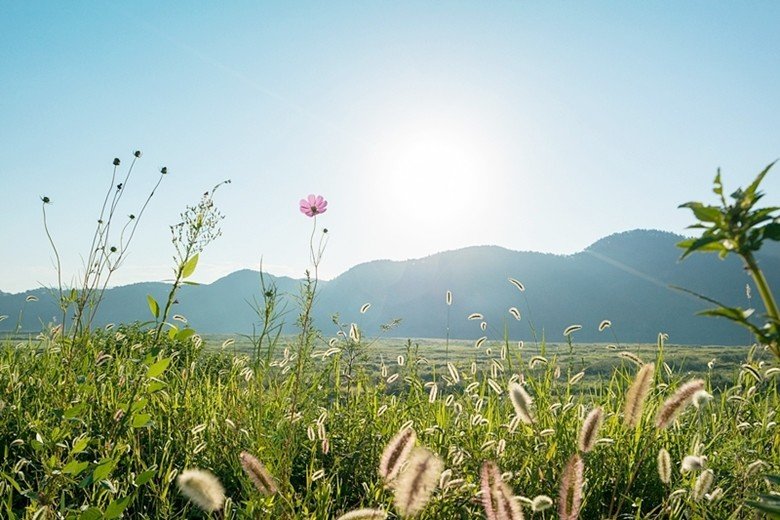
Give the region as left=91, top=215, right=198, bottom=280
left=40, top=152, right=166, bottom=337
left=678, top=161, right=780, bottom=361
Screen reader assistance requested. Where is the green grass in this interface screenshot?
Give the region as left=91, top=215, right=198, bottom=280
left=1, top=325, right=778, bottom=519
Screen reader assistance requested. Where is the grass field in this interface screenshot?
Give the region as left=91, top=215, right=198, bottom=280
left=1, top=325, right=777, bottom=519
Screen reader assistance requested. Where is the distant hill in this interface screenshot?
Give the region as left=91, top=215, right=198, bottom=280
left=2, top=229, right=778, bottom=345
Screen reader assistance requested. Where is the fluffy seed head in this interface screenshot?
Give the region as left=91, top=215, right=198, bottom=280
left=239, top=451, right=278, bottom=496
left=656, top=379, right=706, bottom=429
left=531, top=495, right=553, bottom=512
left=578, top=407, right=603, bottom=453
left=681, top=455, right=707, bottom=473
left=393, top=447, right=444, bottom=517
left=657, top=449, right=672, bottom=484
left=558, top=454, right=584, bottom=520
left=508, top=382, right=534, bottom=425
left=624, top=363, right=655, bottom=428
left=481, top=461, right=524, bottom=520
left=693, top=469, right=714, bottom=501
left=379, top=427, right=417, bottom=483
left=336, top=509, right=387, bottom=520
left=176, top=469, right=225, bottom=512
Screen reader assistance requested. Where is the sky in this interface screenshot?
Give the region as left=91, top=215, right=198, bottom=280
left=1, top=1, right=779, bottom=293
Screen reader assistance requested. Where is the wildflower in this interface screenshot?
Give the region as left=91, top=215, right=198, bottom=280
left=113, top=158, right=120, bottom=166
left=624, top=363, right=654, bottom=428
left=176, top=469, right=225, bottom=512
left=336, top=509, right=387, bottom=520
left=299, top=194, right=328, bottom=217
left=657, top=449, right=671, bottom=484
left=509, top=307, right=521, bottom=320
left=681, top=455, right=707, bottom=473
left=656, top=379, right=706, bottom=429
left=134, top=150, right=142, bottom=157
left=160, top=166, right=168, bottom=174
left=531, top=494, right=553, bottom=512
left=41, top=196, right=51, bottom=204
left=379, top=427, right=417, bottom=483
left=598, top=319, right=611, bottom=331
left=558, top=454, right=584, bottom=520
left=446, top=290, right=452, bottom=305
left=508, top=382, right=534, bottom=425
left=578, top=407, right=603, bottom=453
left=393, top=447, right=443, bottom=517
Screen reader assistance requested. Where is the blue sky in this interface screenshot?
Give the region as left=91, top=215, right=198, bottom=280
left=1, top=1, right=779, bottom=292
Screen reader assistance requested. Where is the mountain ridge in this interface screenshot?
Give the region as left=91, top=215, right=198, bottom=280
left=2, top=229, right=777, bottom=345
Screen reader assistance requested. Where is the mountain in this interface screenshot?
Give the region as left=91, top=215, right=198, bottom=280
left=2, top=229, right=778, bottom=345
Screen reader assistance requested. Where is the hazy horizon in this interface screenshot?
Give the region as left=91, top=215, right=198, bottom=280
left=2, top=2, right=779, bottom=293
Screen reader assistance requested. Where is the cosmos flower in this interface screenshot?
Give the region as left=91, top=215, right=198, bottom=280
left=300, top=194, right=328, bottom=217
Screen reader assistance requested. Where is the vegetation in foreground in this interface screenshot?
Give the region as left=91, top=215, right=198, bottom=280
left=0, top=156, right=779, bottom=519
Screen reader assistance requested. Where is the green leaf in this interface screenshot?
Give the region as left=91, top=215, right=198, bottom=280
left=147, top=380, right=166, bottom=393
left=746, top=498, right=780, bottom=519
left=167, top=326, right=178, bottom=340
left=182, top=280, right=200, bottom=286
left=146, top=295, right=159, bottom=319
left=131, top=413, right=152, bottom=429
left=92, top=459, right=116, bottom=481
left=79, top=508, right=103, bottom=520
left=176, top=328, right=196, bottom=342
left=764, top=222, right=780, bottom=241
left=712, top=169, right=723, bottom=197
left=147, top=357, right=171, bottom=379
left=62, top=460, right=90, bottom=476
left=64, top=404, right=86, bottom=420
left=181, top=253, right=199, bottom=279
left=745, top=160, right=777, bottom=201
left=104, top=496, right=132, bottom=519
left=679, top=202, right=722, bottom=223
left=677, top=236, right=724, bottom=258
left=72, top=436, right=90, bottom=454
left=135, top=469, right=157, bottom=486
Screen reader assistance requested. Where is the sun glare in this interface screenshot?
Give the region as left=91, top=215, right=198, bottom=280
left=373, top=123, right=495, bottom=228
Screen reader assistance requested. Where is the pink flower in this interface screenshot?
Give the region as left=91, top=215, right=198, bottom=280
left=299, top=194, right=328, bottom=217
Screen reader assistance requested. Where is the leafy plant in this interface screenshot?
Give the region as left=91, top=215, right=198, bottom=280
left=678, top=161, right=780, bottom=361
left=148, top=180, right=230, bottom=343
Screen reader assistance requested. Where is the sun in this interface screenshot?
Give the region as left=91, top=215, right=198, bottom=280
left=372, top=122, right=494, bottom=228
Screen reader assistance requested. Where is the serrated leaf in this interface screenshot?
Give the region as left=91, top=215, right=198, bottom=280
left=132, top=413, right=152, bottom=428
left=181, top=253, right=199, bottom=279
left=62, top=460, right=90, bottom=476
left=105, top=496, right=132, bottom=519
left=146, top=295, right=159, bottom=319
left=135, top=469, right=157, bottom=486
left=147, top=358, right=171, bottom=379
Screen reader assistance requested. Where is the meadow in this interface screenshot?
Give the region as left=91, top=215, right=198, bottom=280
left=1, top=157, right=779, bottom=519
